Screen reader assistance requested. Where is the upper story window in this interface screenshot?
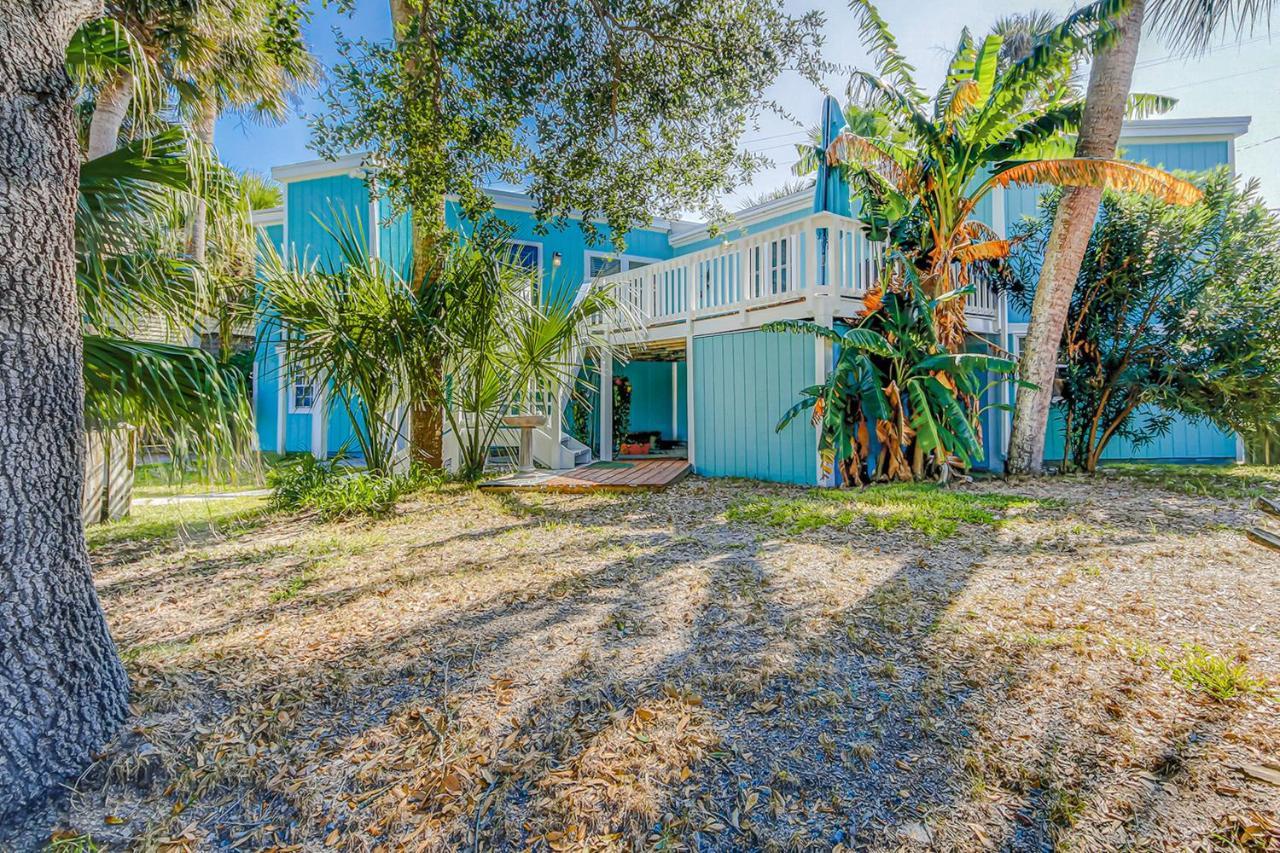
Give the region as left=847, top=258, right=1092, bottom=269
left=586, top=252, right=655, bottom=280
left=501, top=240, right=542, bottom=301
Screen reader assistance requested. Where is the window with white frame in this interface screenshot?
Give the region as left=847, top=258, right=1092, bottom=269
left=289, top=377, right=315, bottom=413
left=585, top=251, right=657, bottom=281
left=501, top=240, right=542, bottom=302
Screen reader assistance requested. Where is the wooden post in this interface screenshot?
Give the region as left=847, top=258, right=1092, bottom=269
left=310, top=380, right=328, bottom=460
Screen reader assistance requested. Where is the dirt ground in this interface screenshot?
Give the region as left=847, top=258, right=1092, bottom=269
left=29, top=473, right=1280, bottom=850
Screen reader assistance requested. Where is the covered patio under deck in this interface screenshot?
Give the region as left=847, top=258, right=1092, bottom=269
left=594, top=337, right=689, bottom=465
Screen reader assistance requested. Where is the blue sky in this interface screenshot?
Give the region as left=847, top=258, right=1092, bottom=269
left=214, top=0, right=1280, bottom=207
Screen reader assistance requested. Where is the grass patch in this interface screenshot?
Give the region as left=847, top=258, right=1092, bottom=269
left=271, top=564, right=319, bottom=602
left=1159, top=644, right=1270, bottom=701
left=1102, top=464, right=1280, bottom=500
left=725, top=483, right=1054, bottom=540
left=133, top=455, right=291, bottom=498
left=86, top=496, right=269, bottom=551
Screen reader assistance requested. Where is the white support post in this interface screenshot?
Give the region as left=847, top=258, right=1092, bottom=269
left=310, top=380, right=329, bottom=460
left=599, top=351, right=613, bottom=462
left=671, top=361, right=679, bottom=441
left=685, top=335, right=696, bottom=468
left=275, top=345, right=287, bottom=456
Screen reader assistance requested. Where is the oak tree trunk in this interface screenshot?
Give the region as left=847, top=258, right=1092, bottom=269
left=85, top=68, right=130, bottom=159
left=0, top=0, right=130, bottom=821
left=1006, top=0, right=1145, bottom=474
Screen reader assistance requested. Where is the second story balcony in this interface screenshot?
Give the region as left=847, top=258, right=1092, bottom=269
left=589, top=211, right=1003, bottom=345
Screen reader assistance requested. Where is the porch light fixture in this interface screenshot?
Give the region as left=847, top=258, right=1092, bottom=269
left=552, top=252, right=562, bottom=267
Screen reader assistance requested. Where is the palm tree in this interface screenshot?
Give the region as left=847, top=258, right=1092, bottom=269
left=804, top=0, right=1200, bottom=353
left=84, top=0, right=214, bottom=159
left=178, top=0, right=315, bottom=267
left=77, top=129, right=256, bottom=516
left=1006, top=0, right=1276, bottom=474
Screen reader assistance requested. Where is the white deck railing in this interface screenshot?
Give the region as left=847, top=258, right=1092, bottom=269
left=592, top=211, right=999, bottom=336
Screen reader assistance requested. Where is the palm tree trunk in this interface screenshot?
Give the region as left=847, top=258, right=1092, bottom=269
left=187, top=100, right=217, bottom=266
left=86, top=69, right=131, bottom=159
left=1006, top=0, right=1145, bottom=474
left=0, top=0, right=130, bottom=820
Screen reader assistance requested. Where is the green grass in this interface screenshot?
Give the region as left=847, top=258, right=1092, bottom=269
left=86, top=496, right=270, bottom=551
left=133, top=456, right=282, bottom=498
left=270, top=564, right=319, bottom=602
left=1159, top=644, right=1270, bottom=702
left=725, top=483, right=1057, bottom=540
left=1102, top=463, right=1280, bottom=500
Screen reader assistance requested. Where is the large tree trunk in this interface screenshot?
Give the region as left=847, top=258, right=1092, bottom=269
left=0, top=0, right=129, bottom=822
left=85, top=68, right=130, bottom=159
left=391, top=0, right=446, bottom=468
left=1006, top=0, right=1145, bottom=474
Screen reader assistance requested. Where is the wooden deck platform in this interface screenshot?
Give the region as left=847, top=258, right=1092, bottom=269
left=478, top=459, right=691, bottom=493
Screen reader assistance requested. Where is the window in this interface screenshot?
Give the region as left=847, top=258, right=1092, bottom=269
left=585, top=252, right=659, bottom=281
left=289, top=378, right=315, bottom=413
left=501, top=240, right=542, bottom=301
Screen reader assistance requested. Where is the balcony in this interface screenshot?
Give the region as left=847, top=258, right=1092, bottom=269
left=591, top=211, right=1002, bottom=344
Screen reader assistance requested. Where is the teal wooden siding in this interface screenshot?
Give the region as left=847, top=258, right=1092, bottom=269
left=254, top=338, right=281, bottom=456
left=374, top=202, right=674, bottom=306
left=1042, top=407, right=1237, bottom=465
left=693, top=330, right=817, bottom=485
left=1120, top=140, right=1230, bottom=173
left=616, top=361, right=686, bottom=441
left=286, top=175, right=371, bottom=267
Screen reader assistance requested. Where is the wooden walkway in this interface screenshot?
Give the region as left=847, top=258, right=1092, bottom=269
left=479, top=459, right=691, bottom=493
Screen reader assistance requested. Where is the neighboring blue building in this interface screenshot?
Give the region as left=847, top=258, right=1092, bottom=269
left=251, top=115, right=1249, bottom=485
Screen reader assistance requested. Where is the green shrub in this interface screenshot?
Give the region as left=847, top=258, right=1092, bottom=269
left=268, top=456, right=444, bottom=520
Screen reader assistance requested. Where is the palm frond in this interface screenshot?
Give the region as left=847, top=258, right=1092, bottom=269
left=83, top=335, right=253, bottom=475
left=1146, top=0, right=1276, bottom=55
left=761, top=319, right=844, bottom=342
left=850, top=0, right=928, bottom=106
left=990, top=158, right=1203, bottom=206
left=1125, top=93, right=1177, bottom=119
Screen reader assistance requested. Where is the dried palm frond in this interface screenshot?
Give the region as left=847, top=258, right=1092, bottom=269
left=992, top=158, right=1203, bottom=206
left=954, top=240, right=1012, bottom=264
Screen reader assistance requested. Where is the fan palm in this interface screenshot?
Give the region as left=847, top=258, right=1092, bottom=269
left=800, top=0, right=1201, bottom=352
left=438, top=224, right=622, bottom=482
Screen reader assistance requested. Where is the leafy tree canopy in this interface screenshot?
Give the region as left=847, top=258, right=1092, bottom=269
left=1010, top=167, right=1280, bottom=471
left=311, top=0, right=825, bottom=247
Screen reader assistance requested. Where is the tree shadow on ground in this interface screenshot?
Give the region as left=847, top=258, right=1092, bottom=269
left=55, top=477, right=1278, bottom=851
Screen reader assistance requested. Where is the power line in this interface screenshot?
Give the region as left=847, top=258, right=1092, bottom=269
left=1239, top=133, right=1280, bottom=151
left=1159, top=62, right=1280, bottom=91
left=1134, top=35, right=1274, bottom=70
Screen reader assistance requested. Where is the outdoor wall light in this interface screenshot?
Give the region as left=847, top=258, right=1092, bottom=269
left=552, top=252, right=562, bottom=267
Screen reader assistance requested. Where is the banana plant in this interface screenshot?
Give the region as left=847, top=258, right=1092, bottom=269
left=767, top=262, right=1022, bottom=484
left=796, top=0, right=1202, bottom=351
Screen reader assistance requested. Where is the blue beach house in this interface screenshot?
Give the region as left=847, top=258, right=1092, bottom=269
left=250, top=112, right=1250, bottom=485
